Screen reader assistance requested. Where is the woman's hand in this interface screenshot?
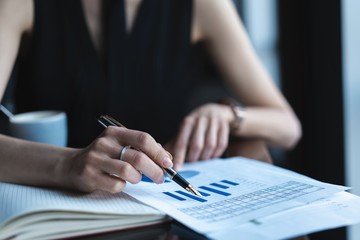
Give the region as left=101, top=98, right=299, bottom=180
left=58, top=126, right=173, bottom=193
left=165, top=103, right=234, bottom=170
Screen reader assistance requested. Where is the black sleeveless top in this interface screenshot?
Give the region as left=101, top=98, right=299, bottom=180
left=14, top=0, right=200, bottom=147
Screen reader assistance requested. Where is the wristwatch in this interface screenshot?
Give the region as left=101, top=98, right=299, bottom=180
left=218, top=98, right=246, bottom=132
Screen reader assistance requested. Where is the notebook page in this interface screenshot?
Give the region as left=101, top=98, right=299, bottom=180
left=0, top=182, right=163, bottom=226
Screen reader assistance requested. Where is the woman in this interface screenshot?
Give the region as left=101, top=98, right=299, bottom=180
left=0, top=0, right=301, bottom=193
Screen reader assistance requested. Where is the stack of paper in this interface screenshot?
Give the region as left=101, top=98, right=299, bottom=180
left=124, top=157, right=360, bottom=240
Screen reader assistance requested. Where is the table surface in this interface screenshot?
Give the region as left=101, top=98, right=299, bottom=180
left=74, top=221, right=309, bottom=240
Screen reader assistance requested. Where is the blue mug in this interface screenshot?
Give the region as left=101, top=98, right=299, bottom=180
left=9, top=111, right=68, bottom=147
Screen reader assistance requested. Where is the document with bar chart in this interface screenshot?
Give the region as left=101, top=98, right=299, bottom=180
left=124, top=157, right=347, bottom=235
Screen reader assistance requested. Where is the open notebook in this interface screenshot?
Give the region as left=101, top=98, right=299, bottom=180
left=0, top=182, right=168, bottom=240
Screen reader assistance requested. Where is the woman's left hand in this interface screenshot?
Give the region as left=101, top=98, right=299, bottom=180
left=165, top=103, right=234, bottom=170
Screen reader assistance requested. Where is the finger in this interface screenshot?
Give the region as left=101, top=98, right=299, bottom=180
left=88, top=137, right=143, bottom=183
left=90, top=135, right=122, bottom=159
left=212, top=120, right=229, bottom=158
left=187, top=116, right=207, bottom=162
left=129, top=131, right=172, bottom=168
left=119, top=148, right=165, bottom=184
left=100, top=157, right=143, bottom=184
left=94, top=173, right=127, bottom=193
left=104, top=127, right=173, bottom=169
left=200, top=118, right=218, bottom=160
left=92, top=131, right=165, bottom=183
left=172, top=117, right=195, bottom=169
left=77, top=163, right=126, bottom=193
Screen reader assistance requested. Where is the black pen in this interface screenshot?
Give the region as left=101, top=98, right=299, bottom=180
left=97, top=115, right=203, bottom=197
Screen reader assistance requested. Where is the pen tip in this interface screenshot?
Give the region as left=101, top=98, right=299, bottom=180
left=194, top=190, right=203, bottom=197
left=189, top=186, right=203, bottom=197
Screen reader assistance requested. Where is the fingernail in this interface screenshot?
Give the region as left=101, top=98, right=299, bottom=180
left=162, top=156, right=173, bottom=168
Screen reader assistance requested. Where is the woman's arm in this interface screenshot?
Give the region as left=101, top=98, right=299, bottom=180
left=169, top=0, right=301, bottom=169
left=0, top=128, right=173, bottom=193
left=193, top=0, right=301, bottom=148
left=0, top=1, right=172, bottom=192
left=0, top=0, right=32, bottom=98
left=0, top=135, right=74, bottom=187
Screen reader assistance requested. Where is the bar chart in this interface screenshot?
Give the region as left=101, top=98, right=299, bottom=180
left=162, top=179, right=239, bottom=202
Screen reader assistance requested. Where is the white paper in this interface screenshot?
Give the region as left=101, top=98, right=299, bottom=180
left=209, top=191, right=360, bottom=240
left=124, top=157, right=346, bottom=235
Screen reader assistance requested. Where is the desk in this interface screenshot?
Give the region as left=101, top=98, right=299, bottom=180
left=75, top=221, right=309, bottom=240
left=75, top=139, right=309, bottom=240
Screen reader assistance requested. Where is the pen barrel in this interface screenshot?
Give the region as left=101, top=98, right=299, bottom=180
left=171, top=173, right=190, bottom=189
left=164, top=168, right=177, bottom=177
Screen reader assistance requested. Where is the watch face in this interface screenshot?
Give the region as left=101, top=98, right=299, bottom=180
left=217, top=98, right=245, bottom=132
left=230, top=104, right=246, bottom=131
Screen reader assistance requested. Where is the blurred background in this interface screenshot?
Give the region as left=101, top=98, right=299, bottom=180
left=1, top=0, right=359, bottom=239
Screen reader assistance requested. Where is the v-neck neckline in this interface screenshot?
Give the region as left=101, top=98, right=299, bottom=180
left=122, top=0, right=145, bottom=37
left=78, top=0, right=146, bottom=61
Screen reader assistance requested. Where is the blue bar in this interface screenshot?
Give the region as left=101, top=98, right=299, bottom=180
left=198, top=191, right=210, bottom=197
left=210, top=183, right=229, bottom=189
left=175, top=191, right=208, bottom=202
left=163, top=192, right=186, bottom=201
left=221, top=180, right=239, bottom=186
left=199, top=186, right=231, bottom=196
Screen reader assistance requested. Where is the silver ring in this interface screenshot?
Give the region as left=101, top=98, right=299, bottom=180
left=119, top=145, right=131, bottom=161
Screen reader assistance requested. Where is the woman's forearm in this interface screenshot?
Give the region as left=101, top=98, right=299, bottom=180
left=230, top=107, right=302, bottom=149
left=1, top=127, right=174, bottom=193
left=0, top=134, right=74, bottom=187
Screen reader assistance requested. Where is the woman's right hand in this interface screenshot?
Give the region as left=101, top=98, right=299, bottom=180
left=58, top=126, right=173, bottom=193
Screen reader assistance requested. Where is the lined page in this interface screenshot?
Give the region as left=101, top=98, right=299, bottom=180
left=0, top=182, right=163, bottom=225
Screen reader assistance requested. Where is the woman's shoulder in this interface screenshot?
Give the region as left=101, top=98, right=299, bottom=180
left=0, top=0, right=33, bottom=35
